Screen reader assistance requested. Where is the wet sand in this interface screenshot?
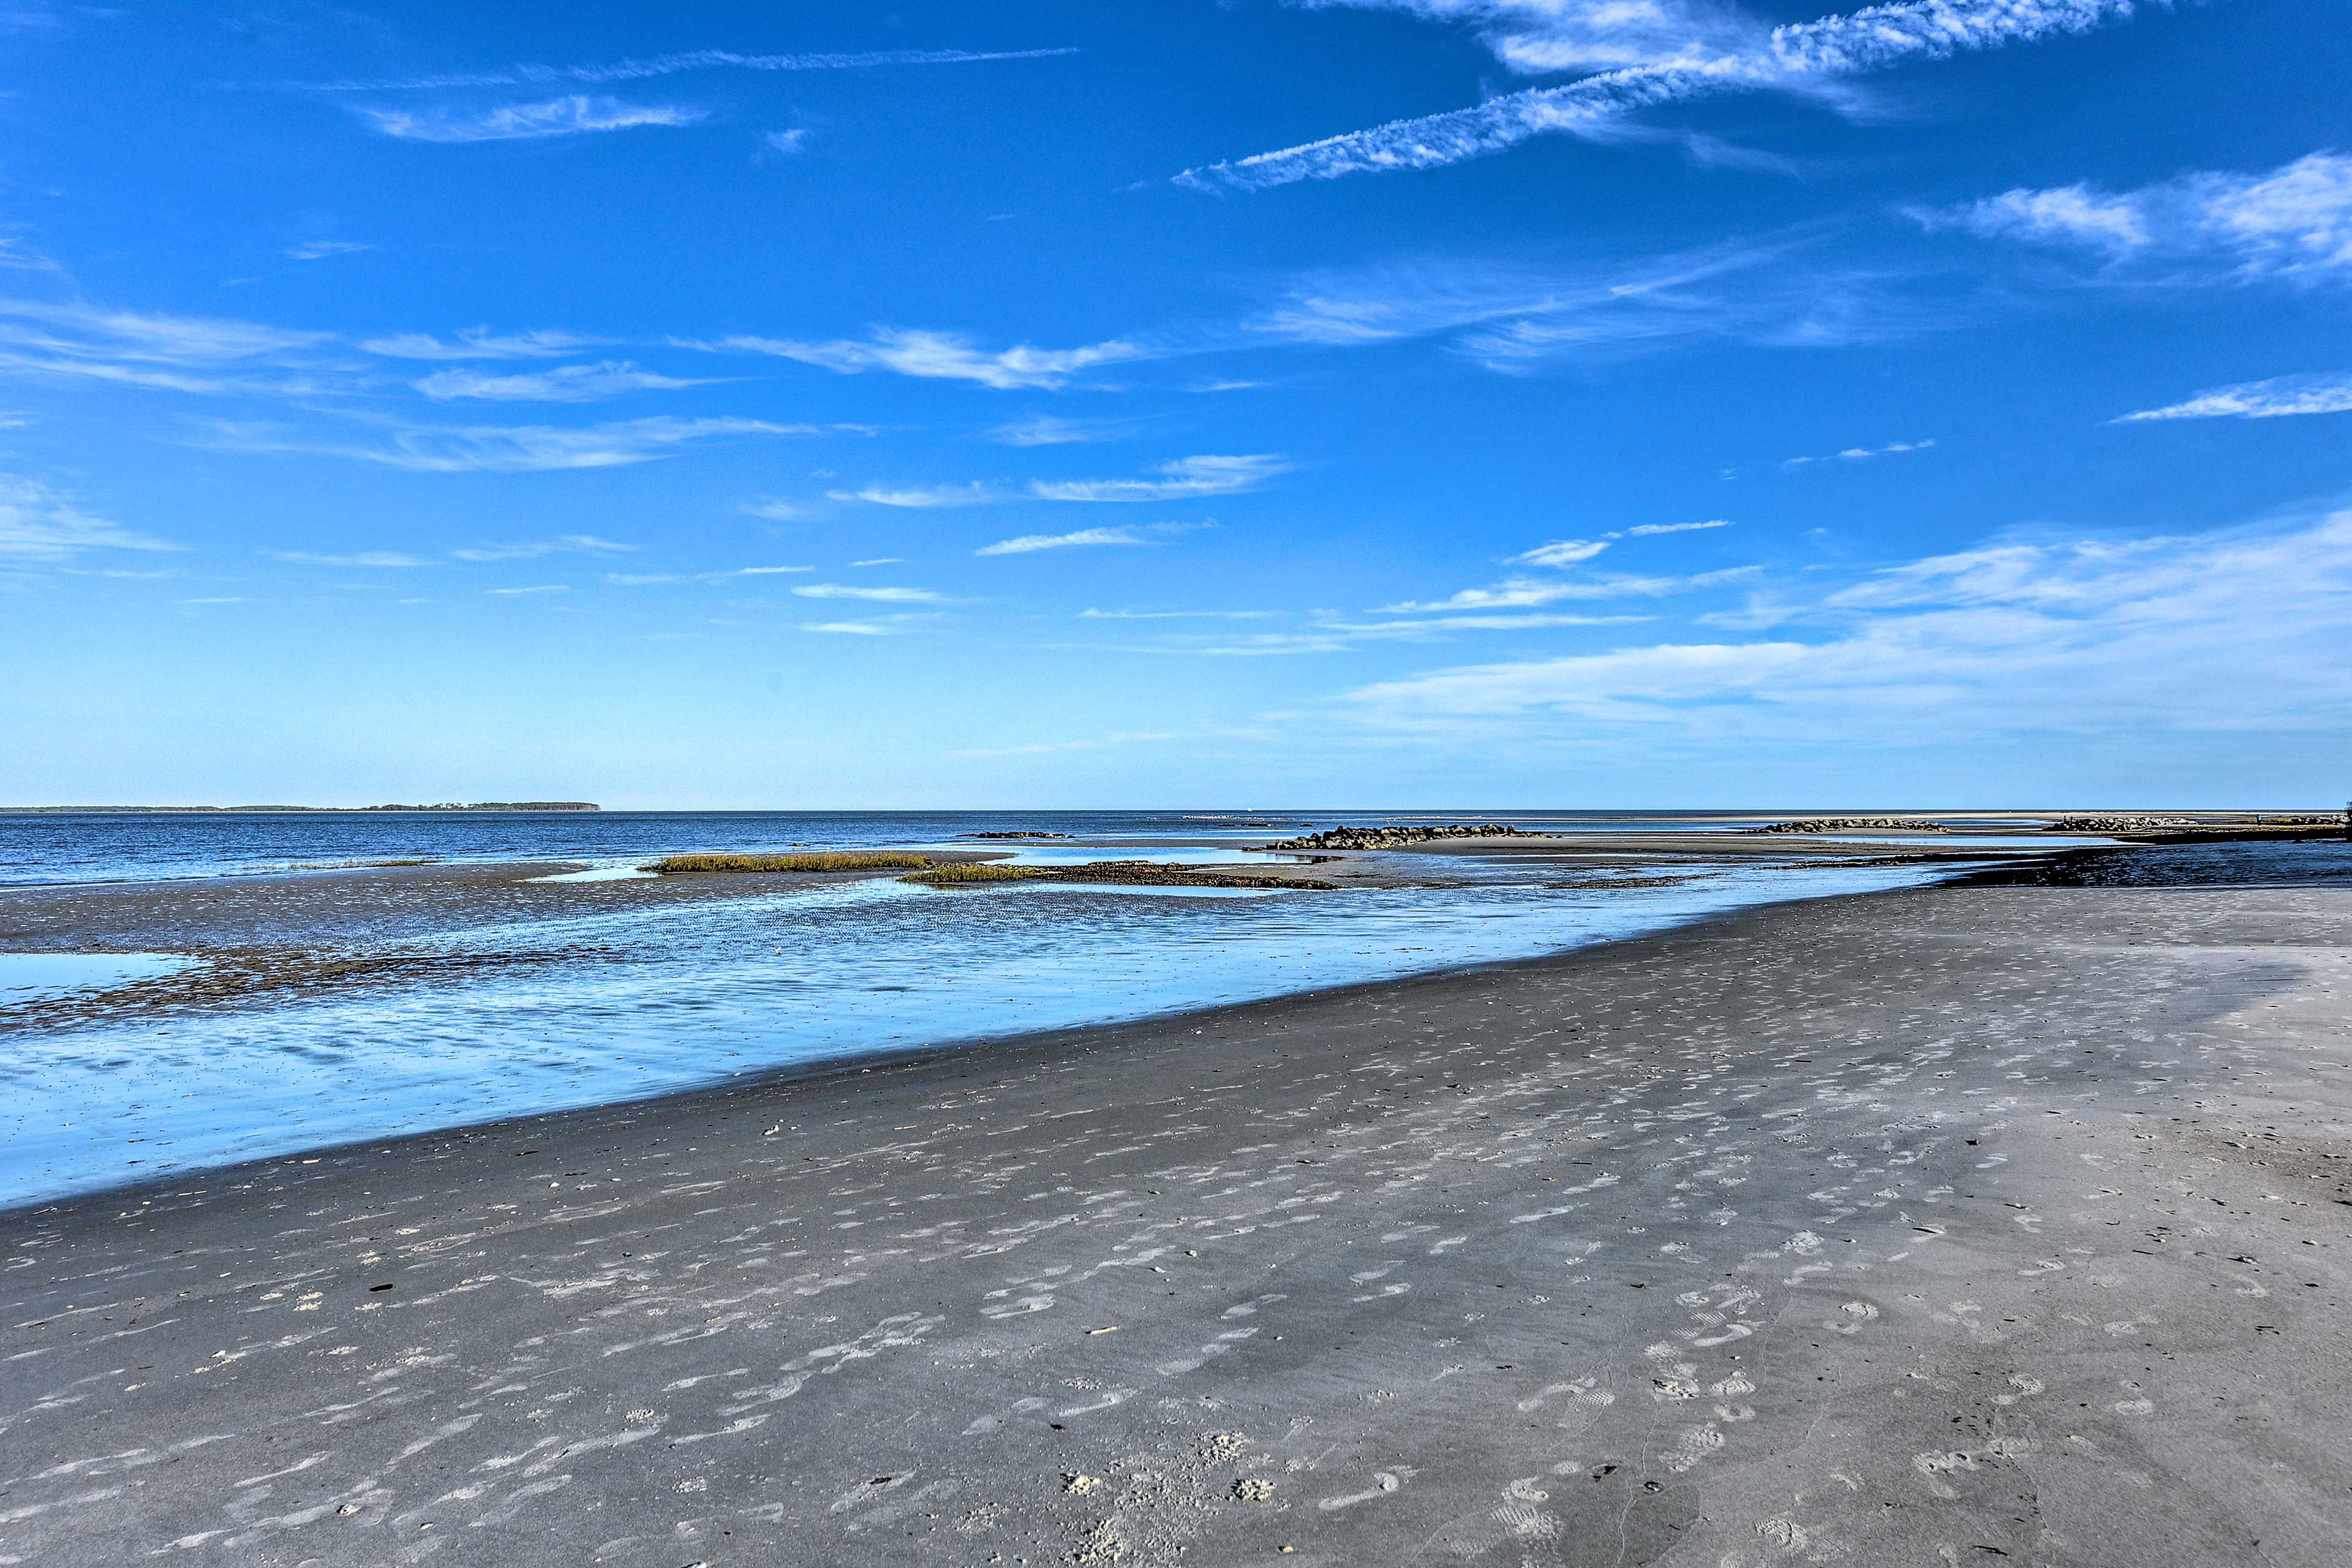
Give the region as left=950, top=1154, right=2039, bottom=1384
left=5, top=865, right=2348, bottom=1566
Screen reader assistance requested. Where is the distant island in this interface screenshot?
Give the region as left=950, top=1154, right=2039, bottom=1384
left=0, top=802, right=601, bottom=814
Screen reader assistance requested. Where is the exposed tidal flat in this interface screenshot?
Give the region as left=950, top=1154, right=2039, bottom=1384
left=1, top=840, right=2348, bottom=1567
left=0, top=809, right=2003, bottom=1206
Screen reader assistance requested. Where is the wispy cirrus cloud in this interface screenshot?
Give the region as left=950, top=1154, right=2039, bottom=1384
left=202, top=415, right=855, bottom=472
left=0, top=298, right=333, bottom=394
left=356, top=96, right=707, bottom=143
left=1513, top=519, right=1733, bottom=568
left=2116, top=371, right=2352, bottom=423
left=0, top=475, right=176, bottom=559
left=699, top=326, right=1147, bottom=390
left=835, top=455, right=1288, bottom=508
left=265, top=549, right=433, bottom=568
left=413, top=361, right=715, bottom=401
left=1918, top=152, right=2352, bottom=282
left=1030, top=454, right=1289, bottom=502
left=298, top=47, right=1079, bottom=92
left=284, top=239, right=372, bottom=261
left=1385, top=565, right=1757, bottom=612
left=1781, top=438, right=1934, bottom=469
left=827, top=480, right=1003, bottom=508
left=1302, top=1, right=1768, bottom=75
left=361, top=328, right=598, bottom=361
left=792, top=582, right=943, bottom=602
left=1256, top=244, right=1939, bottom=372
left=1345, top=510, right=2352, bottom=734
left=1090, top=609, right=1645, bottom=657
left=451, top=534, right=631, bottom=562
left=605, top=564, right=810, bottom=586
left=1079, top=607, right=1281, bottom=620
left=976, top=526, right=1167, bottom=556
left=1180, top=0, right=2149, bottom=191
left=988, top=413, right=1141, bottom=446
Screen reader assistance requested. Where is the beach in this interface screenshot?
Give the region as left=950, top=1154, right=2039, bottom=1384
left=6, top=853, right=2348, bottom=1566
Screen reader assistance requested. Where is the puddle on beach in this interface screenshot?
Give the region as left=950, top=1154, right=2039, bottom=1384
left=522, top=865, right=659, bottom=883
left=1012, top=882, right=1288, bottom=899
left=929, top=844, right=1302, bottom=867
left=0, top=858, right=1965, bottom=1206
left=0, top=951, right=194, bottom=1005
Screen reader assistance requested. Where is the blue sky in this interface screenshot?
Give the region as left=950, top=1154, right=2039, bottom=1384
left=2, top=0, right=2348, bottom=807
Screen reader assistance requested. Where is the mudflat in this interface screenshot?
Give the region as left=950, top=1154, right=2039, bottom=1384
left=5, top=868, right=2349, bottom=1566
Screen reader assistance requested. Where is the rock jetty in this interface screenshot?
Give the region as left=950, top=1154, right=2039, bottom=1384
left=1257, top=823, right=1550, bottom=851
left=1737, top=817, right=1950, bottom=834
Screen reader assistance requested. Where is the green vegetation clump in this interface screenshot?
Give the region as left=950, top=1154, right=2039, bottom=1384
left=899, top=862, right=1043, bottom=886
left=646, top=851, right=936, bottom=875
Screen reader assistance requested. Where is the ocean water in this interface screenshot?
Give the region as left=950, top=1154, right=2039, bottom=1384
left=0, top=807, right=1823, bottom=888
left=1, top=810, right=2008, bottom=1207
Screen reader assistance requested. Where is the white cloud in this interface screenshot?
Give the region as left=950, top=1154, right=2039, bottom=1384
left=413, top=360, right=713, bottom=401
left=303, top=47, right=1080, bottom=92
left=827, top=481, right=1003, bottom=508
left=791, top=583, right=941, bottom=602
left=764, top=128, right=812, bottom=155
left=361, top=328, right=597, bottom=360
left=0, top=298, right=331, bottom=394
left=829, top=456, right=1285, bottom=508
left=1030, top=453, right=1288, bottom=502
left=266, top=549, right=433, bottom=567
left=1252, top=246, right=1929, bottom=373
left=1517, top=519, right=1736, bottom=567
left=486, top=584, right=566, bottom=595
left=976, top=527, right=1151, bottom=556
left=801, top=620, right=900, bottom=635
left=2116, top=371, right=2352, bottom=423
left=603, top=564, right=810, bottom=586
left=1922, top=153, right=2352, bottom=282
left=0, top=475, right=175, bottom=559
left=284, top=239, right=373, bottom=261
left=989, top=413, right=1135, bottom=446
left=451, top=534, right=632, bottom=561
left=740, top=497, right=813, bottom=522
left=1180, top=0, right=2144, bottom=190
left=1344, top=510, right=2352, bottom=734
left=1385, top=565, right=1756, bottom=612
left=358, top=96, right=707, bottom=144
left=1780, top=438, right=1934, bottom=469
left=1108, top=610, right=1645, bottom=657
left=1080, top=607, right=1281, bottom=620
left=851, top=557, right=902, bottom=567
left=702, top=326, right=1145, bottom=390
left=1516, top=538, right=1610, bottom=567
left=1302, top=1, right=1767, bottom=75
left=1623, top=518, right=1733, bottom=537
left=204, top=415, right=849, bottom=472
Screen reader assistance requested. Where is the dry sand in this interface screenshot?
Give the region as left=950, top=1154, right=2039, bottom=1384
left=4, top=865, right=2348, bottom=1566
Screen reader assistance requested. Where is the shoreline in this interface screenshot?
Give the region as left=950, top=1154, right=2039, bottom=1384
left=7, top=842, right=2342, bottom=1215
left=0, top=875, right=1910, bottom=1222
left=3, top=854, right=2005, bottom=1210
left=5, top=859, right=2346, bottom=1564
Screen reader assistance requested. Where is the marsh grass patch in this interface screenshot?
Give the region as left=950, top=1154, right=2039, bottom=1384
left=647, top=852, right=937, bottom=875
